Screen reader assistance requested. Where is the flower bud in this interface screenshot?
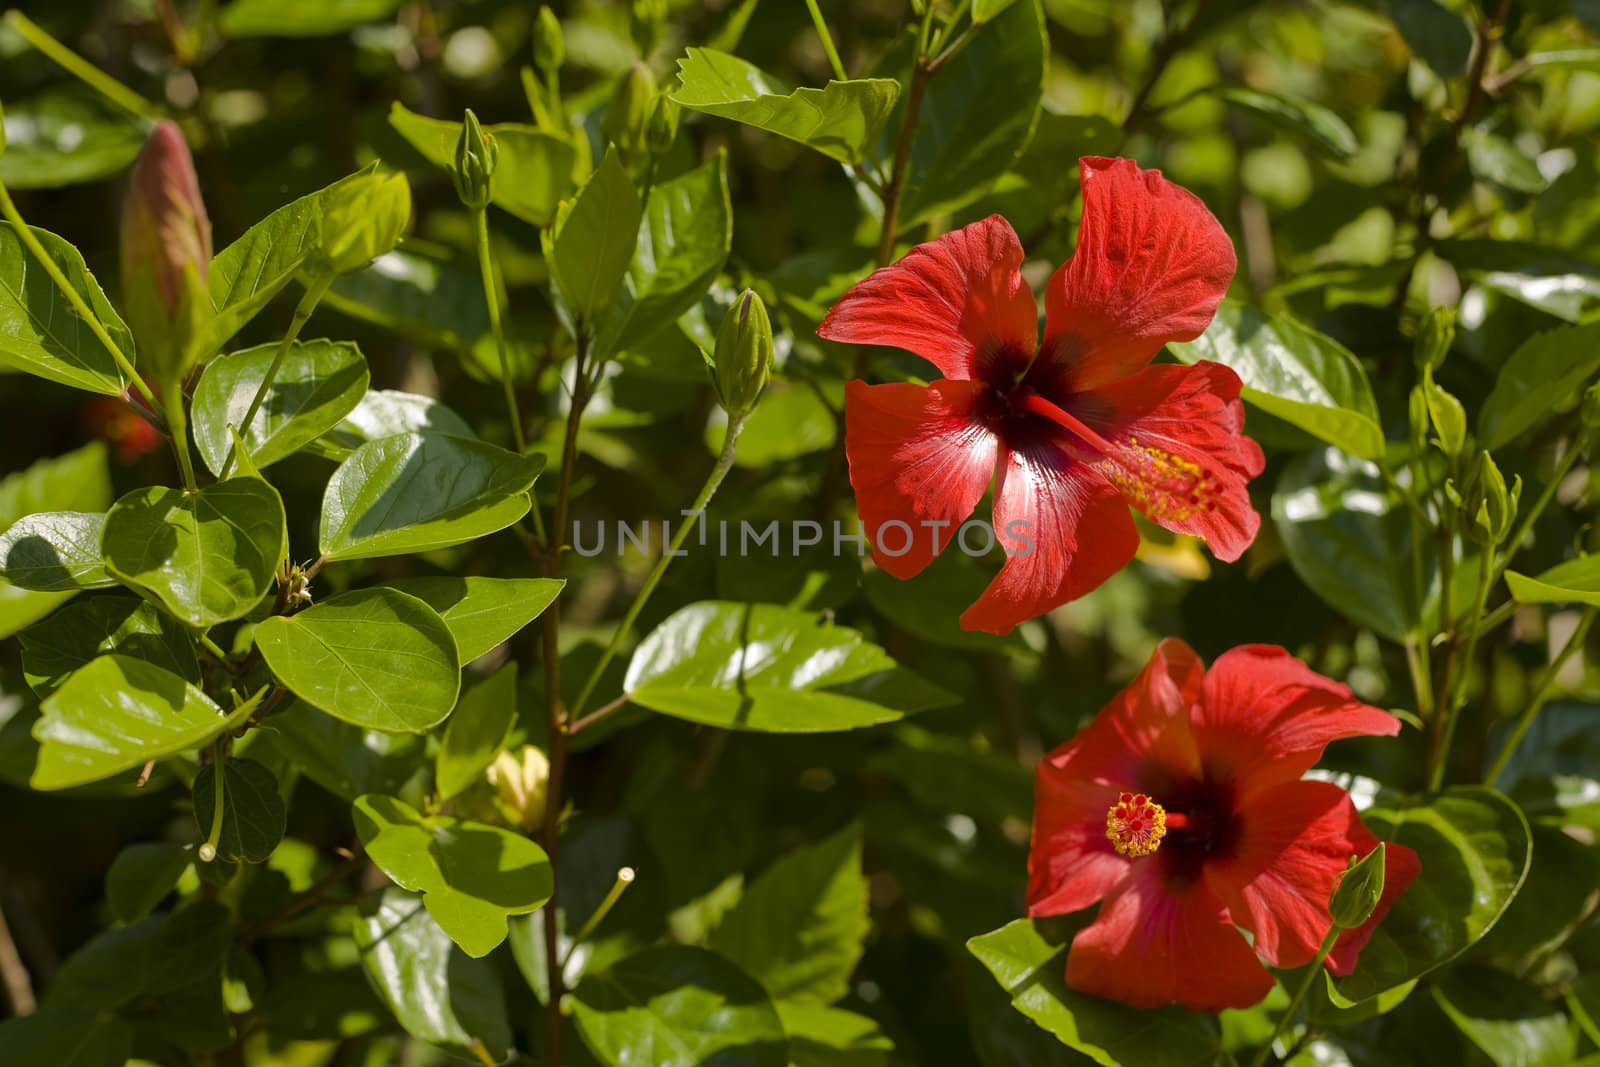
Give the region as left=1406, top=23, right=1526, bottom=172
left=646, top=94, right=679, bottom=157
left=630, top=0, right=666, bottom=56
left=712, top=289, right=774, bottom=418
left=452, top=109, right=498, bottom=211
left=486, top=745, right=550, bottom=833
left=1329, top=843, right=1386, bottom=929
left=1465, top=450, right=1517, bottom=547
left=604, top=62, right=657, bottom=160
left=319, top=171, right=411, bottom=275
left=120, top=120, right=213, bottom=386
left=1414, top=305, right=1455, bottom=372
left=533, top=6, right=565, bottom=73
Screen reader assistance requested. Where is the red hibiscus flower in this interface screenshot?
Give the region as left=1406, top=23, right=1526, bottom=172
left=1027, top=639, right=1421, bottom=1012
left=818, top=157, right=1264, bottom=634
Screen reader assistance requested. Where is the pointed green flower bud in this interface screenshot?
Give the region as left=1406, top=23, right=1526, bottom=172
left=320, top=171, right=411, bottom=275
left=1414, top=305, right=1455, bottom=372
left=604, top=62, right=657, bottom=160
left=646, top=93, right=680, bottom=157
left=1465, top=450, right=1516, bottom=547
left=452, top=109, right=498, bottom=211
left=120, top=120, right=213, bottom=387
left=533, top=6, right=565, bottom=73
left=1329, top=843, right=1386, bottom=929
left=713, top=289, right=774, bottom=418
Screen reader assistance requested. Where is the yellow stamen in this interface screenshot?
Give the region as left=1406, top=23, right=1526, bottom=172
left=1105, top=792, right=1167, bottom=857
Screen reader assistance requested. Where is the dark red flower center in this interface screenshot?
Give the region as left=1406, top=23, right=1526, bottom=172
left=1105, top=778, right=1241, bottom=885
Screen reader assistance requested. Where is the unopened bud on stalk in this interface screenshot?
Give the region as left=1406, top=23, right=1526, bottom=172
left=120, top=120, right=213, bottom=386
left=320, top=172, right=411, bottom=275
left=453, top=109, right=498, bottom=211
left=1465, top=450, right=1518, bottom=547
left=1329, top=843, right=1386, bottom=929
left=486, top=745, right=550, bottom=833
left=604, top=62, right=658, bottom=159
left=1414, top=305, right=1455, bottom=372
left=712, top=289, right=774, bottom=418
left=646, top=94, right=680, bottom=157
left=533, top=6, right=565, bottom=73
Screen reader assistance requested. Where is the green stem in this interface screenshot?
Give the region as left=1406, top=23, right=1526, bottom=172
left=562, top=867, right=635, bottom=962
left=1380, top=456, right=1435, bottom=717
left=1494, top=432, right=1587, bottom=588
left=569, top=415, right=746, bottom=718
left=198, top=633, right=229, bottom=661
left=4, top=11, right=164, bottom=120
left=164, top=387, right=199, bottom=492
left=1250, top=927, right=1339, bottom=1067
left=199, top=742, right=226, bottom=862
left=0, top=181, right=159, bottom=411
left=1429, top=548, right=1496, bottom=791
left=220, top=272, right=333, bottom=478
left=1484, top=606, right=1597, bottom=786
left=1478, top=597, right=1516, bottom=636
left=803, top=0, right=848, bottom=81
left=474, top=208, right=526, bottom=452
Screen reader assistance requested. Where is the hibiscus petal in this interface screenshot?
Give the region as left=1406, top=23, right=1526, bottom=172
left=1327, top=837, right=1421, bottom=975
left=958, top=437, right=1138, bottom=634
left=1069, top=361, right=1264, bottom=561
left=844, top=379, right=998, bottom=579
left=1038, top=157, right=1236, bottom=393
left=818, top=215, right=1037, bottom=382
left=1065, top=860, right=1274, bottom=1012
left=1026, top=774, right=1128, bottom=917
left=1194, top=645, right=1400, bottom=797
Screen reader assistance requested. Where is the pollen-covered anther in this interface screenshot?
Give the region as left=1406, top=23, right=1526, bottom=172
left=1105, top=792, right=1168, bottom=857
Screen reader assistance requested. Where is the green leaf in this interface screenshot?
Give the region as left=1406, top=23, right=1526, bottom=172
left=324, top=247, right=487, bottom=350
left=0, top=1007, right=133, bottom=1067
left=354, top=887, right=512, bottom=1055
left=102, top=477, right=287, bottom=628
left=190, top=339, right=370, bottom=476
left=193, top=757, right=287, bottom=864
left=353, top=793, right=553, bottom=957
left=625, top=601, right=954, bottom=732
left=967, top=918, right=1220, bottom=1066
left=1432, top=967, right=1575, bottom=1067
left=0, top=511, right=113, bottom=591
left=308, top=387, right=477, bottom=462
left=1331, top=787, right=1532, bottom=1005
left=1507, top=555, right=1600, bottom=607
left=1479, top=323, right=1600, bottom=449
left=388, top=103, right=576, bottom=227
left=1472, top=826, right=1600, bottom=964
left=972, top=0, right=1022, bottom=21
left=435, top=661, right=518, bottom=801
left=1388, top=0, right=1472, bottom=78
left=1436, top=239, right=1600, bottom=324
left=1206, top=86, right=1358, bottom=160
left=890, top=0, right=1045, bottom=226
left=777, top=1001, right=893, bottom=1067
left=1170, top=302, right=1385, bottom=460
left=545, top=149, right=642, bottom=325
left=220, top=0, right=406, bottom=37
left=105, top=842, right=191, bottom=922
left=1465, top=130, right=1547, bottom=195
left=260, top=698, right=422, bottom=801
left=254, top=588, right=461, bottom=733
left=31, top=657, right=263, bottom=789
left=387, top=575, right=564, bottom=663
left=570, top=945, right=789, bottom=1067
left=671, top=48, right=900, bottom=166
left=318, top=433, right=541, bottom=561
left=597, top=151, right=733, bottom=359
left=19, top=594, right=200, bottom=696
left=0, top=444, right=112, bottom=639
left=709, top=823, right=867, bottom=1003
left=0, top=91, right=145, bottom=190
left=0, top=223, right=133, bottom=396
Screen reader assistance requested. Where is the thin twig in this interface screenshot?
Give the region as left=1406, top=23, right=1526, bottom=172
left=0, top=896, right=36, bottom=1016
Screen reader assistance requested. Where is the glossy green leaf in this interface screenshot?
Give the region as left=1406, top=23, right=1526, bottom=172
left=1331, top=787, right=1532, bottom=1005
left=389, top=103, right=575, bottom=227
left=354, top=887, right=512, bottom=1055
left=19, top=595, right=200, bottom=696
left=0, top=223, right=133, bottom=396
left=106, top=842, right=191, bottom=922
left=1479, top=323, right=1600, bottom=449
left=1207, top=86, right=1357, bottom=159
left=260, top=698, right=422, bottom=800
left=353, top=793, right=553, bottom=957
left=31, top=656, right=263, bottom=789
left=1171, top=302, right=1385, bottom=460
left=1465, top=130, right=1547, bottom=195
left=570, top=945, right=789, bottom=1067
left=0, top=1007, right=133, bottom=1067
left=1388, top=0, right=1472, bottom=77
left=318, top=433, right=541, bottom=561
left=0, top=511, right=113, bottom=591
left=102, top=477, right=286, bottom=628
left=967, top=917, right=1220, bottom=1066
left=193, top=757, right=287, bottom=864
left=672, top=47, right=900, bottom=166
left=220, top=0, right=406, bottom=37
left=625, top=601, right=954, bottom=732
left=1436, top=239, right=1600, bottom=323
left=0, top=91, right=145, bottom=190
left=1507, top=555, right=1600, bottom=607
left=972, top=0, right=1022, bottom=21
left=308, top=387, right=476, bottom=461
left=1432, top=967, right=1575, bottom=1067
left=545, top=149, right=642, bottom=325
left=778, top=1001, right=893, bottom=1067
left=1472, top=826, right=1600, bottom=964
left=709, top=823, right=867, bottom=1003
left=597, top=151, right=732, bottom=358
left=254, top=588, right=461, bottom=733
left=0, top=443, right=112, bottom=639
left=387, top=575, right=564, bottom=663
left=435, top=661, right=518, bottom=801
left=190, top=339, right=370, bottom=476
